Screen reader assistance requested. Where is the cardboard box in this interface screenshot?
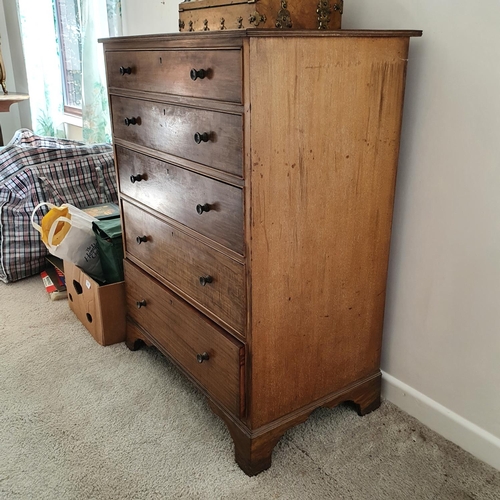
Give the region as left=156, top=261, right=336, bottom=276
left=64, top=260, right=126, bottom=346
left=81, top=202, right=120, bottom=220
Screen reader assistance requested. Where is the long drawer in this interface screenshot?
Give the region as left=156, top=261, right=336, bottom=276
left=111, top=96, right=243, bottom=177
left=122, top=200, right=246, bottom=335
left=116, top=146, right=244, bottom=254
left=124, top=260, right=244, bottom=416
left=105, top=49, right=242, bottom=103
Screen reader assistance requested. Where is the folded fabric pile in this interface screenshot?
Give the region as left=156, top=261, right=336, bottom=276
left=0, top=129, right=117, bottom=283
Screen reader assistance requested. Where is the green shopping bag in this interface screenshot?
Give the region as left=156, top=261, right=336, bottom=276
left=92, top=218, right=124, bottom=284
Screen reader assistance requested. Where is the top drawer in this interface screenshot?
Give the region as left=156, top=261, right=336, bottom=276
left=105, top=49, right=242, bottom=103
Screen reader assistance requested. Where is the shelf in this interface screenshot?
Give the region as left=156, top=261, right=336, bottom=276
left=0, top=93, right=29, bottom=113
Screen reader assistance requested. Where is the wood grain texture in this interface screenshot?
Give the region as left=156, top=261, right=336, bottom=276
left=100, top=30, right=421, bottom=51
left=178, top=0, right=342, bottom=32
left=108, top=89, right=244, bottom=115
left=125, top=319, right=153, bottom=351
left=113, top=138, right=245, bottom=188
left=247, top=35, right=410, bottom=427
left=116, top=146, right=244, bottom=253
left=105, top=49, right=242, bottom=103
left=208, top=372, right=382, bottom=475
left=124, top=260, right=244, bottom=416
left=111, top=95, right=243, bottom=177
left=102, top=30, right=421, bottom=475
left=122, top=200, right=246, bottom=335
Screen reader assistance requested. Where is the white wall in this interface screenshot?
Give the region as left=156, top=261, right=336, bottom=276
left=3, top=0, right=29, bottom=122
left=0, top=0, right=27, bottom=144
left=342, top=0, right=500, bottom=468
left=122, top=0, right=178, bottom=35
left=121, top=0, right=500, bottom=469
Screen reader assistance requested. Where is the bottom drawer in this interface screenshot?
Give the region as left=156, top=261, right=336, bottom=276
left=124, top=260, right=245, bottom=416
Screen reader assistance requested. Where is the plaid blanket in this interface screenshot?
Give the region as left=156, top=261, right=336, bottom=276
left=0, top=129, right=117, bottom=283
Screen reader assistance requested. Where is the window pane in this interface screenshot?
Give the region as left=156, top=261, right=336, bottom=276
left=55, top=0, right=82, bottom=110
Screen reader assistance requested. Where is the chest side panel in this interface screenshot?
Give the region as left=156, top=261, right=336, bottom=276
left=247, top=35, right=410, bottom=428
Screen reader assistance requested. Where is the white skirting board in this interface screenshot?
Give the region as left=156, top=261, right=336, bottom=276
left=381, top=371, right=500, bottom=471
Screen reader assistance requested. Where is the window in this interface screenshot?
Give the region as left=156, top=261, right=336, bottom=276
left=54, top=0, right=82, bottom=116
left=18, top=0, right=121, bottom=141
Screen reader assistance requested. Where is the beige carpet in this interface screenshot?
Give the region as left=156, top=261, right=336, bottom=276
left=1, top=275, right=499, bottom=500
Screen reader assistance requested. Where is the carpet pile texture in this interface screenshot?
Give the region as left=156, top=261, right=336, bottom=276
left=1, top=276, right=499, bottom=499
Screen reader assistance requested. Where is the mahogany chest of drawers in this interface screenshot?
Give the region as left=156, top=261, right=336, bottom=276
left=101, top=28, right=421, bottom=475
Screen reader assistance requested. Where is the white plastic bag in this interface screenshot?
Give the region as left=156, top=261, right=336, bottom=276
left=31, top=202, right=104, bottom=281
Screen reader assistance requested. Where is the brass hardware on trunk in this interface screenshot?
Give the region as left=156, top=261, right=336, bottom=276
left=316, top=0, right=331, bottom=29
left=179, top=19, right=185, bottom=30
left=203, top=19, right=210, bottom=30
left=188, top=20, right=194, bottom=31
left=178, top=0, right=343, bottom=31
left=249, top=11, right=266, bottom=27
left=276, top=0, right=292, bottom=28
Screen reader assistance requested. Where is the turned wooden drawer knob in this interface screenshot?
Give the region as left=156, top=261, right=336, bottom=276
left=199, top=275, right=213, bottom=286
left=190, top=68, right=206, bottom=81
left=136, top=300, right=147, bottom=309
left=119, top=66, right=132, bottom=75
left=124, top=117, right=138, bottom=126
left=130, top=174, right=144, bottom=183
left=196, top=203, right=211, bottom=215
left=136, top=235, right=148, bottom=244
left=194, top=132, right=210, bottom=144
left=196, top=352, right=209, bottom=363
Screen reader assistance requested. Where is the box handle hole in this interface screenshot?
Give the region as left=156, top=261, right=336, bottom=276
left=73, top=280, right=83, bottom=295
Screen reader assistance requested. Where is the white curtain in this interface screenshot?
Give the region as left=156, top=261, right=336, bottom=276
left=17, top=0, right=122, bottom=143
left=81, top=0, right=122, bottom=143
left=17, top=0, right=66, bottom=137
